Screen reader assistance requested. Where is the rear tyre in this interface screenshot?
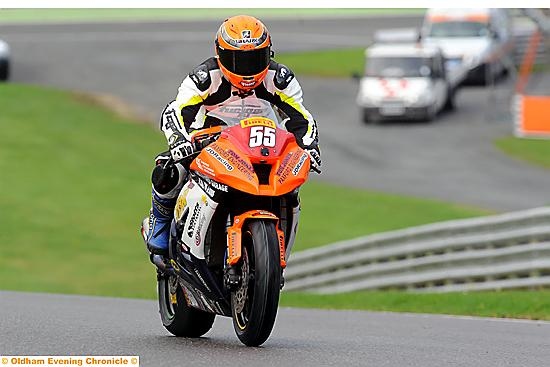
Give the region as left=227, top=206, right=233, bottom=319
left=361, top=108, right=373, bottom=124
left=158, top=273, right=215, bottom=337
left=0, top=59, right=9, bottom=81
left=444, top=86, right=455, bottom=111
left=232, top=220, right=281, bottom=347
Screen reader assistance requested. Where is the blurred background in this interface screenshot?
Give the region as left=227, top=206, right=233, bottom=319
left=1, top=8, right=550, bottom=318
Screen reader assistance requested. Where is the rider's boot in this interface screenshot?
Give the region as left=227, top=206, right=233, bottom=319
left=142, top=154, right=187, bottom=257
left=144, top=189, right=176, bottom=255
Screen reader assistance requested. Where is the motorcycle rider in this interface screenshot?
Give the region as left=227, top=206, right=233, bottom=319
left=144, top=15, right=321, bottom=257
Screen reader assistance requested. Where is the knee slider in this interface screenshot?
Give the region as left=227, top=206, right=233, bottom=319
left=152, top=164, right=180, bottom=195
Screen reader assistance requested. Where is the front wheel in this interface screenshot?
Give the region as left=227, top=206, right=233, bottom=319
left=232, top=220, right=281, bottom=347
left=158, top=273, right=215, bottom=337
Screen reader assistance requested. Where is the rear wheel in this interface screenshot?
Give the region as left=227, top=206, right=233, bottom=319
left=158, top=273, right=215, bottom=337
left=444, top=86, right=456, bottom=111
left=0, top=59, right=9, bottom=81
left=232, top=220, right=281, bottom=347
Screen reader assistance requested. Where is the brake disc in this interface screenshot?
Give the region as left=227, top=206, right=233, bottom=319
left=233, top=247, right=250, bottom=314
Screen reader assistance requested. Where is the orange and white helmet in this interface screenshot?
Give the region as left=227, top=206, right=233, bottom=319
left=215, top=15, right=271, bottom=91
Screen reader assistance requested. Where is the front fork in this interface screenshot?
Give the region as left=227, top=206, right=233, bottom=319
left=224, top=210, right=286, bottom=290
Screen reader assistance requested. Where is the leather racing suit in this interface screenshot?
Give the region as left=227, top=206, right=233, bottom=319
left=145, top=57, right=320, bottom=260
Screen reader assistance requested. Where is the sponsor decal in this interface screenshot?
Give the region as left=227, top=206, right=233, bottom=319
left=162, top=108, right=182, bottom=131
left=174, top=187, right=190, bottom=220
left=196, top=69, right=208, bottom=82
left=276, top=152, right=293, bottom=176
left=218, top=105, right=264, bottom=118
left=195, top=157, right=216, bottom=177
left=196, top=177, right=215, bottom=197
left=187, top=204, right=201, bottom=237
left=252, top=210, right=276, bottom=217
left=222, top=26, right=268, bottom=48
left=225, top=149, right=254, bottom=181
left=240, top=117, right=277, bottom=129
left=229, top=232, right=238, bottom=259
left=195, top=214, right=206, bottom=246
left=196, top=175, right=229, bottom=197
left=210, top=180, right=228, bottom=192
left=240, top=80, right=256, bottom=88
left=292, top=152, right=309, bottom=176
left=278, top=151, right=303, bottom=184
left=193, top=268, right=211, bottom=292
left=205, top=147, right=234, bottom=172
left=235, top=37, right=261, bottom=45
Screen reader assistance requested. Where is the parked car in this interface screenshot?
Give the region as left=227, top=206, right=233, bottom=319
left=356, top=43, right=462, bottom=123
left=0, top=39, right=10, bottom=81
left=421, top=8, right=513, bottom=85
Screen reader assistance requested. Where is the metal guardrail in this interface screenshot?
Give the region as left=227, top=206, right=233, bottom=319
left=284, top=207, right=550, bottom=293
left=513, top=16, right=548, bottom=66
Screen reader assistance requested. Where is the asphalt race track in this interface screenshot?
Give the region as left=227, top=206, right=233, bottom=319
left=2, top=291, right=550, bottom=367
left=3, top=16, right=550, bottom=210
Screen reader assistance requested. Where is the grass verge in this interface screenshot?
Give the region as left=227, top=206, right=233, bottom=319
left=495, top=136, right=550, bottom=170
left=1, top=83, right=484, bottom=301
left=276, top=48, right=365, bottom=78
left=296, top=181, right=488, bottom=251
left=280, top=291, right=550, bottom=320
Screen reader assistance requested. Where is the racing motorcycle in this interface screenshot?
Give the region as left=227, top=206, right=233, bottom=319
left=141, top=97, right=315, bottom=346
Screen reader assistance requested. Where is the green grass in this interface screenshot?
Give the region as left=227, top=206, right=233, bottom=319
left=0, top=8, right=424, bottom=24
left=495, top=136, right=550, bottom=170
left=280, top=291, right=550, bottom=320
left=0, top=83, right=485, bottom=300
left=276, top=48, right=365, bottom=78
left=295, top=181, right=488, bottom=251
left=0, top=84, right=165, bottom=298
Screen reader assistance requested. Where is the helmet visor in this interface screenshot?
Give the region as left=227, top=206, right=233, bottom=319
left=218, top=47, right=270, bottom=76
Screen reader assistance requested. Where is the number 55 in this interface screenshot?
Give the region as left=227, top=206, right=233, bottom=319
left=249, top=126, right=276, bottom=148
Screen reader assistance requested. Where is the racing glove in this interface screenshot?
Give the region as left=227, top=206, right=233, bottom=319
left=168, top=131, right=195, bottom=162
left=306, top=145, right=322, bottom=173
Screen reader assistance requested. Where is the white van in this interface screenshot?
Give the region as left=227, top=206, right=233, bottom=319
left=356, top=43, right=458, bottom=123
left=421, top=8, right=513, bottom=85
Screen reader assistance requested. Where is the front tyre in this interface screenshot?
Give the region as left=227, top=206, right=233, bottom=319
left=158, top=273, right=215, bottom=337
left=232, top=220, right=281, bottom=347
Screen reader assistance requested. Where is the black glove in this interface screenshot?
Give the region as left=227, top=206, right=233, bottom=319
left=168, top=131, right=194, bottom=162
left=305, top=145, right=322, bottom=173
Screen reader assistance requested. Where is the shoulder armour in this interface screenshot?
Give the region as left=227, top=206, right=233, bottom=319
left=189, top=58, right=218, bottom=92
left=271, top=61, right=295, bottom=90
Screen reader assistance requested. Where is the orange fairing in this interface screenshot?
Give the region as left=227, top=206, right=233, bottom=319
left=190, top=123, right=310, bottom=196
left=227, top=210, right=286, bottom=268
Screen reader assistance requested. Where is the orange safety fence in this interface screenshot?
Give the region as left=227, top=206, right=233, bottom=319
left=516, top=30, right=542, bottom=94
left=514, top=94, right=550, bottom=138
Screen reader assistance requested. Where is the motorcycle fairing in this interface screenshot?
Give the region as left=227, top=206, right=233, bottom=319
left=176, top=180, right=218, bottom=260
left=190, top=124, right=310, bottom=196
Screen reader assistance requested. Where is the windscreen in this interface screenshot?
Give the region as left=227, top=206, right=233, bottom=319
left=366, top=57, right=432, bottom=78
left=427, top=21, right=489, bottom=38
left=206, top=96, right=282, bottom=128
